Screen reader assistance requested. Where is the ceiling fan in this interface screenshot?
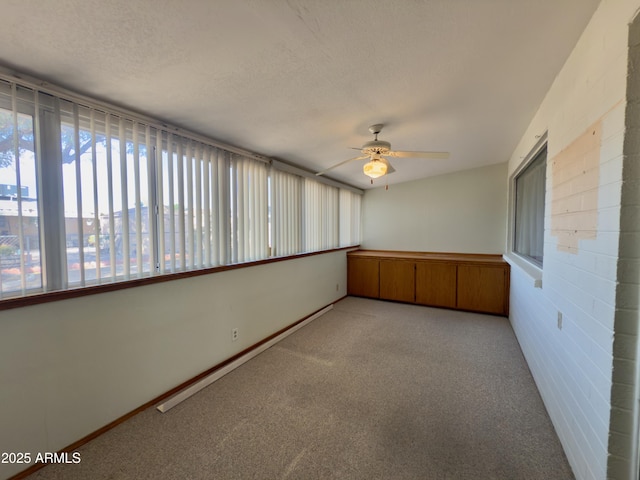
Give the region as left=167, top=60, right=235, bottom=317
left=316, top=124, right=450, bottom=181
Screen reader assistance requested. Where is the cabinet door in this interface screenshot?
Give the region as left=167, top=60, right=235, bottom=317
left=347, top=257, right=380, bottom=298
left=415, top=262, right=456, bottom=308
left=379, top=260, right=415, bottom=302
left=457, top=265, right=507, bottom=315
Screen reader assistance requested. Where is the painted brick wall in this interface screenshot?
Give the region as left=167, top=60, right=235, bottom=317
left=506, top=1, right=638, bottom=479
left=608, top=14, right=640, bottom=479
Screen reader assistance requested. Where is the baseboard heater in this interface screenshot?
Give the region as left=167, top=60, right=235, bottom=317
left=156, top=304, right=334, bottom=413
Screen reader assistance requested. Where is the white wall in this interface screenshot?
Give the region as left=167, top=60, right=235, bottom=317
left=0, top=250, right=347, bottom=479
left=505, top=1, right=640, bottom=479
left=361, top=162, right=507, bottom=254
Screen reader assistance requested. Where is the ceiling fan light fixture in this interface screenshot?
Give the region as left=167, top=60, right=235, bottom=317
left=363, top=157, right=387, bottom=178
left=314, top=123, right=449, bottom=179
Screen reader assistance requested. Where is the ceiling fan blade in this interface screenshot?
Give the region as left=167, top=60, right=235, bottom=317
left=387, top=150, right=450, bottom=159
left=315, top=155, right=369, bottom=176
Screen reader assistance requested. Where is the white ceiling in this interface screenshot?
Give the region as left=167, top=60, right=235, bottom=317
left=0, top=0, right=600, bottom=189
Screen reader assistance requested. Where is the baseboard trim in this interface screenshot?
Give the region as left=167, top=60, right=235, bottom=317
left=157, top=304, right=333, bottom=413
left=8, top=299, right=342, bottom=480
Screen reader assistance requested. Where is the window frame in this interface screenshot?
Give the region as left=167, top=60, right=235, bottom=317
left=507, top=133, right=547, bottom=284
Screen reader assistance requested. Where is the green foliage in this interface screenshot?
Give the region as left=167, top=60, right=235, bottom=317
left=1, top=109, right=138, bottom=169
left=1, top=112, right=102, bottom=168
left=0, top=244, right=16, bottom=256
left=0, top=110, right=34, bottom=168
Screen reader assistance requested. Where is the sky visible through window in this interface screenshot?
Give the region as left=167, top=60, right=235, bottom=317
left=0, top=135, right=153, bottom=219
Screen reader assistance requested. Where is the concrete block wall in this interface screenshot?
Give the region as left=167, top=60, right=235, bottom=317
left=506, top=1, right=639, bottom=479
left=609, top=13, right=640, bottom=479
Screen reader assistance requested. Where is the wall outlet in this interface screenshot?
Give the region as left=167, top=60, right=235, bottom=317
left=336, top=283, right=339, bottom=291
left=557, top=312, right=563, bottom=330
left=232, top=328, right=239, bottom=342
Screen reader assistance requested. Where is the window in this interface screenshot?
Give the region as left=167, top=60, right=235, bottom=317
left=339, top=189, right=361, bottom=247
left=514, top=143, right=547, bottom=267
left=0, top=76, right=362, bottom=300
left=0, top=84, right=40, bottom=295
left=59, top=103, right=155, bottom=284
left=229, top=154, right=268, bottom=263
left=270, top=169, right=302, bottom=257
left=303, top=179, right=339, bottom=252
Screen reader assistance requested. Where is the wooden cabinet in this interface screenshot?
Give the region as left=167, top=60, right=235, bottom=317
left=347, top=250, right=509, bottom=316
left=347, top=257, right=379, bottom=298
left=457, top=264, right=508, bottom=316
left=415, top=261, right=456, bottom=308
left=380, top=259, right=415, bottom=302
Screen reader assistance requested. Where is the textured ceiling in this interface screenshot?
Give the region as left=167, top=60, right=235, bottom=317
left=0, top=0, right=600, bottom=189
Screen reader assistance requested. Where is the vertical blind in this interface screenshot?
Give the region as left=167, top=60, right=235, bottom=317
left=230, top=154, right=268, bottom=263
left=304, top=179, right=339, bottom=252
left=0, top=77, right=362, bottom=299
left=339, top=189, right=362, bottom=247
left=270, top=169, right=302, bottom=257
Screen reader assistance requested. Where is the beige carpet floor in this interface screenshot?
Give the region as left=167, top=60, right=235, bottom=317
left=27, top=297, right=574, bottom=479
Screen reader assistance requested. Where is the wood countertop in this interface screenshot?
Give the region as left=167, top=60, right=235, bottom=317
left=347, top=250, right=507, bottom=265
